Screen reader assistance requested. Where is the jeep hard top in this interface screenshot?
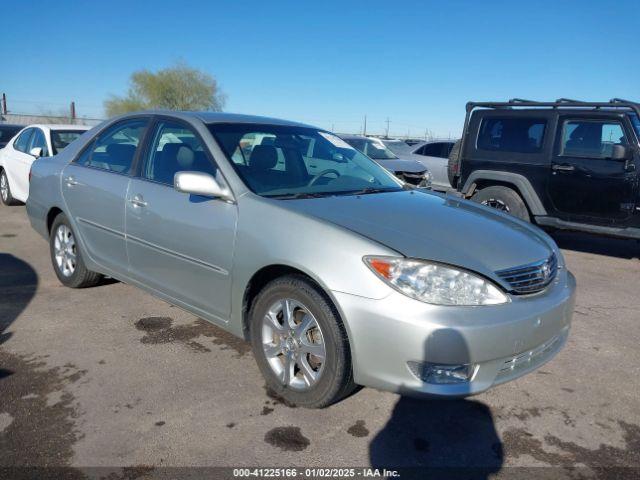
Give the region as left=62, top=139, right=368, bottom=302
left=448, top=98, right=640, bottom=239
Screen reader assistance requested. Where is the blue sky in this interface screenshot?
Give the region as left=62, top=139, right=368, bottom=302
left=1, top=0, right=639, bottom=137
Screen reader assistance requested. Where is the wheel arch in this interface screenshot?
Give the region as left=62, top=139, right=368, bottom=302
left=240, top=264, right=350, bottom=346
left=461, top=170, right=547, bottom=216
left=46, top=206, right=65, bottom=236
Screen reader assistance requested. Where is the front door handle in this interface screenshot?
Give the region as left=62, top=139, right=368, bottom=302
left=129, top=195, right=147, bottom=208
left=552, top=164, right=575, bottom=172
left=65, top=176, right=79, bottom=186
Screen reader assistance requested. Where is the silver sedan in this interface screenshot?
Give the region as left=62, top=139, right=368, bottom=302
left=26, top=112, right=575, bottom=407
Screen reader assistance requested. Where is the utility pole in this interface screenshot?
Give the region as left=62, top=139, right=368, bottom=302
left=1, top=93, right=6, bottom=115
left=385, top=117, right=390, bottom=138
left=363, top=115, right=367, bottom=136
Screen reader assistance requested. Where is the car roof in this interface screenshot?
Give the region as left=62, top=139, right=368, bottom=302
left=0, top=123, right=25, bottom=128
left=23, top=124, right=91, bottom=131
left=119, top=111, right=318, bottom=129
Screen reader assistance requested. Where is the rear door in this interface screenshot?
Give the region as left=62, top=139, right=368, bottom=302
left=125, top=118, right=237, bottom=321
left=61, top=118, right=149, bottom=275
left=548, top=116, right=636, bottom=225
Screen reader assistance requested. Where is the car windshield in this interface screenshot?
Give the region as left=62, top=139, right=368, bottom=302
left=51, top=130, right=85, bottom=155
left=344, top=137, right=399, bottom=160
left=209, top=124, right=402, bottom=198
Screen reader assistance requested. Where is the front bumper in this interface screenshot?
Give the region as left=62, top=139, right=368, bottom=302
left=333, top=268, right=576, bottom=397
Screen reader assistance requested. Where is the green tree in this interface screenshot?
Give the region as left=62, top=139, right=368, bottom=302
left=104, top=62, right=226, bottom=116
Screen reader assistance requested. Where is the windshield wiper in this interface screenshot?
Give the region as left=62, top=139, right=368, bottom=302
left=345, top=187, right=398, bottom=196
left=267, top=192, right=334, bottom=200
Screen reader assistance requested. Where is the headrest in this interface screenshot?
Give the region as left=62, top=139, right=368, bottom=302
left=106, top=142, right=135, bottom=157
left=250, top=145, right=278, bottom=170
left=162, top=143, right=194, bottom=169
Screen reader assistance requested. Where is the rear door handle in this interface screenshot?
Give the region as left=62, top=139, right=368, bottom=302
left=552, top=164, right=575, bottom=172
left=129, top=195, right=147, bottom=208
left=65, top=176, right=79, bottom=186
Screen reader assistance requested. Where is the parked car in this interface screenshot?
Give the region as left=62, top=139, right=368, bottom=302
left=450, top=98, right=640, bottom=239
left=405, top=140, right=457, bottom=191
left=27, top=111, right=575, bottom=407
left=0, top=124, right=90, bottom=205
left=0, top=123, right=24, bottom=149
left=341, top=135, right=432, bottom=188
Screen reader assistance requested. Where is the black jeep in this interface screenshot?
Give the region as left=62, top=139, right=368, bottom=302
left=448, top=98, right=640, bottom=240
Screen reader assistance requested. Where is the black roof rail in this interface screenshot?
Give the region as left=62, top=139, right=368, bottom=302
left=610, top=98, right=636, bottom=104
left=508, top=98, right=537, bottom=103
left=555, top=98, right=584, bottom=103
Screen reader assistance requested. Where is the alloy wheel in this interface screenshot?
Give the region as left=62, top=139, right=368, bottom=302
left=261, top=298, right=326, bottom=390
left=482, top=198, right=510, bottom=212
left=0, top=173, right=8, bottom=202
left=53, top=225, right=77, bottom=277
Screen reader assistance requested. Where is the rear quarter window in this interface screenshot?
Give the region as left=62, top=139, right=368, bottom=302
left=477, top=117, right=546, bottom=154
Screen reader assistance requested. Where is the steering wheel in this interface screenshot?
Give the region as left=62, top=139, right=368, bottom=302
left=308, top=169, right=340, bottom=186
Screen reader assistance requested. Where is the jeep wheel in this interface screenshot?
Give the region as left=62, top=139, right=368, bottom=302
left=472, top=186, right=530, bottom=222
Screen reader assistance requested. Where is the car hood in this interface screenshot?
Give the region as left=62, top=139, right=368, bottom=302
left=374, top=157, right=426, bottom=173
left=281, top=190, right=555, bottom=276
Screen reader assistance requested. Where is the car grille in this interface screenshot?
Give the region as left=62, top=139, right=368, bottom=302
left=496, top=332, right=565, bottom=380
left=496, top=253, right=558, bottom=294
left=396, top=171, right=426, bottom=186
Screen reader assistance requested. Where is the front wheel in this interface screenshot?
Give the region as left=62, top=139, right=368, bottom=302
left=249, top=275, right=356, bottom=408
left=471, top=185, right=530, bottom=222
left=49, top=213, right=103, bottom=288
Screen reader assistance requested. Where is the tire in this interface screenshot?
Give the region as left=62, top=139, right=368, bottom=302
left=471, top=185, right=530, bottom=222
left=249, top=275, right=356, bottom=408
left=447, top=139, right=462, bottom=188
left=0, top=169, right=20, bottom=206
left=49, top=213, right=103, bottom=288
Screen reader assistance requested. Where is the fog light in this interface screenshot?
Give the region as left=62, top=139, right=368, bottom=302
left=407, top=361, right=477, bottom=384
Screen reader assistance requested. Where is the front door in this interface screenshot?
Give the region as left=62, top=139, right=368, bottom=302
left=125, top=119, right=237, bottom=321
left=548, top=117, right=637, bottom=225
left=61, top=118, right=149, bottom=274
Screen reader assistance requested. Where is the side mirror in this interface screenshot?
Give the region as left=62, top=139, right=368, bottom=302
left=610, top=144, right=631, bottom=161
left=332, top=152, right=346, bottom=162
left=174, top=171, right=234, bottom=202
left=29, top=147, right=43, bottom=158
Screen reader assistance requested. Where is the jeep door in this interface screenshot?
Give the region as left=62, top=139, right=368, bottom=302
left=124, top=118, right=237, bottom=321
left=548, top=116, right=636, bottom=225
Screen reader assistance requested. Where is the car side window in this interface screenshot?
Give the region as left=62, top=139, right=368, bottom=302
left=143, top=121, right=216, bottom=186
left=29, top=129, right=49, bottom=157
left=422, top=143, right=442, bottom=157
left=477, top=117, right=546, bottom=153
left=75, top=119, right=147, bottom=173
left=13, top=129, right=33, bottom=153
left=560, top=120, right=627, bottom=159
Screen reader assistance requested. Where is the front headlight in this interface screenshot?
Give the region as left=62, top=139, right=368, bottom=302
left=364, top=256, right=509, bottom=306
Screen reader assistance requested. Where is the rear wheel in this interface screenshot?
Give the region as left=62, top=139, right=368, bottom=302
left=471, top=185, right=530, bottom=222
left=0, top=169, right=20, bottom=206
left=49, top=213, right=103, bottom=288
left=249, top=275, right=356, bottom=408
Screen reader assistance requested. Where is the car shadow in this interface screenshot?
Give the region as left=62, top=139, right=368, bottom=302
left=0, top=254, right=38, bottom=348
left=549, top=230, right=640, bottom=260
left=369, top=330, right=503, bottom=479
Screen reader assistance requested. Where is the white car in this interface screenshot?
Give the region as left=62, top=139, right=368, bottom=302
left=403, top=140, right=457, bottom=192
left=0, top=124, right=89, bottom=205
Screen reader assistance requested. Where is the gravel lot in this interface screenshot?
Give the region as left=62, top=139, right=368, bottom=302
left=1, top=204, right=639, bottom=479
